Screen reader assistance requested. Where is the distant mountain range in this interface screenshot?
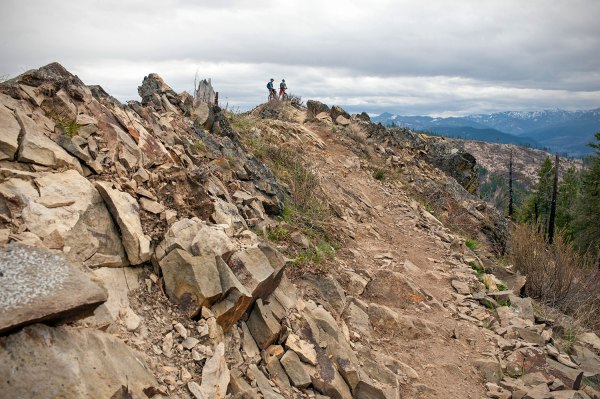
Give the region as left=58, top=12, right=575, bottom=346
left=371, top=108, right=600, bottom=156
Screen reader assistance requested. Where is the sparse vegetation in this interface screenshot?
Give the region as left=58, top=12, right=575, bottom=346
left=511, top=223, right=600, bottom=333
left=293, top=242, right=336, bottom=269
left=469, top=261, right=485, bottom=278
left=373, top=169, right=385, bottom=180
left=193, top=140, right=206, bottom=151
left=266, top=225, right=290, bottom=242
left=228, top=111, right=337, bottom=272
left=465, top=238, right=479, bottom=251
left=62, top=119, right=80, bottom=137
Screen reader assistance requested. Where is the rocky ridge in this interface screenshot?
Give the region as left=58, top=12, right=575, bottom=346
left=0, top=63, right=598, bottom=399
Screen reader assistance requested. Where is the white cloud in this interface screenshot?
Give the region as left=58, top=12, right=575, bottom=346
left=1, top=0, right=599, bottom=115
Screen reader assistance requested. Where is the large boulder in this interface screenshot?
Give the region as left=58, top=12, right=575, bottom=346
left=15, top=109, right=82, bottom=173
left=0, top=244, right=107, bottom=334
left=155, top=218, right=204, bottom=261
left=227, top=246, right=284, bottom=300
left=159, top=249, right=223, bottom=317
left=95, top=181, right=151, bottom=265
left=137, top=73, right=179, bottom=110
left=0, top=324, right=158, bottom=398
left=330, top=105, right=351, bottom=122
left=0, top=98, right=20, bottom=160
left=211, top=256, right=253, bottom=330
left=190, top=224, right=236, bottom=258
left=246, top=299, right=282, bottom=350
left=0, top=169, right=128, bottom=267
left=306, top=100, right=331, bottom=119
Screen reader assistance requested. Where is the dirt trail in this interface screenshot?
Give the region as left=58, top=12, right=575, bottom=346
left=300, top=117, right=497, bottom=398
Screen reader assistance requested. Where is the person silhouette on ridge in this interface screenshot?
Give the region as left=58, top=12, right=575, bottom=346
left=279, top=79, right=287, bottom=98
left=267, top=78, right=276, bottom=99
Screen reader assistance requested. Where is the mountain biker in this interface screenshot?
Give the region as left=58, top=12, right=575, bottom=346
left=279, top=79, right=287, bottom=98
left=267, top=78, right=276, bottom=99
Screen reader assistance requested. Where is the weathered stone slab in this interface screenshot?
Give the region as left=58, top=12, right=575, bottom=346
left=280, top=350, right=311, bottom=388
left=246, top=299, right=281, bottom=350
left=285, top=333, right=317, bottom=366
left=84, top=267, right=142, bottom=327
left=95, top=181, right=151, bottom=265
left=228, top=247, right=278, bottom=300
left=0, top=103, right=20, bottom=160
left=211, top=256, right=253, bottom=330
left=159, top=249, right=222, bottom=317
left=0, top=243, right=107, bottom=334
left=15, top=109, right=82, bottom=173
left=154, top=218, right=203, bottom=261
left=190, top=224, right=236, bottom=257
left=302, top=273, right=346, bottom=315
left=0, top=324, right=157, bottom=397
left=0, top=169, right=129, bottom=268
left=247, top=363, right=285, bottom=399
left=364, top=269, right=425, bottom=308
left=191, top=342, right=229, bottom=399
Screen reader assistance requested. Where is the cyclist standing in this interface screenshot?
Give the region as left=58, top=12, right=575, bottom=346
left=279, top=79, right=287, bottom=98
left=267, top=78, right=276, bottom=100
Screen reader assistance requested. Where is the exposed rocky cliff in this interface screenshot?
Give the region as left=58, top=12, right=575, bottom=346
left=1, top=64, right=599, bottom=399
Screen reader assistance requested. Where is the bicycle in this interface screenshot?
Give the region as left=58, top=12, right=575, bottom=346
left=280, top=91, right=289, bottom=101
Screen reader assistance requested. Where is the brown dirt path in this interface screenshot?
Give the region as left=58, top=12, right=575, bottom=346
left=300, top=117, right=498, bottom=399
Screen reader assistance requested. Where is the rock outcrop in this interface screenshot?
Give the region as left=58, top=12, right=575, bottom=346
left=1, top=63, right=597, bottom=399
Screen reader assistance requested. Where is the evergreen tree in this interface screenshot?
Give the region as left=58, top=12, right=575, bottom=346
left=572, top=133, right=600, bottom=265
left=548, top=154, right=559, bottom=243
left=556, top=166, right=581, bottom=240
left=518, top=156, right=554, bottom=230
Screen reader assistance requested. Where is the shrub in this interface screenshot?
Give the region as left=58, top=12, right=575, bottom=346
left=194, top=140, right=206, bottom=151
left=469, top=261, right=485, bottom=278
left=62, top=119, right=80, bottom=137
left=373, top=169, right=385, bottom=180
left=511, top=223, right=600, bottom=333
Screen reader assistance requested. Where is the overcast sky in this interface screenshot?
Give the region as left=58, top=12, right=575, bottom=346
left=1, top=0, right=599, bottom=116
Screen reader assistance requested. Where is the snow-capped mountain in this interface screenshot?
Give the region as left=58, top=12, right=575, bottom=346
left=372, top=108, right=600, bottom=156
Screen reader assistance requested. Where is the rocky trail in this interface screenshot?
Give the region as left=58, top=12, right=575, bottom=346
left=0, top=63, right=599, bottom=399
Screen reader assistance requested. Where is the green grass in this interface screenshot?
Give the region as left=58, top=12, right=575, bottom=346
left=469, top=261, right=485, bottom=278
left=465, top=238, right=479, bottom=251
left=227, top=111, right=256, bottom=136
left=496, top=283, right=508, bottom=291
left=560, top=327, right=577, bottom=354
left=229, top=112, right=339, bottom=272
left=194, top=140, right=206, bottom=151
left=62, top=119, right=80, bottom=137
left=373, top=169, right=386, bottom=180
left=294, top=241, right=336, bottom=267
left=267, top=225, right=290, bottom=242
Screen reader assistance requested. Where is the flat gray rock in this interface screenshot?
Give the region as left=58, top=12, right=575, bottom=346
left=0, top=243, right=107, bottom=334
left=0, top=323, right=157, bottom=398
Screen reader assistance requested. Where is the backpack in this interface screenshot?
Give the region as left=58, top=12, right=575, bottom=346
left=267, top=82, right=273, bottom=89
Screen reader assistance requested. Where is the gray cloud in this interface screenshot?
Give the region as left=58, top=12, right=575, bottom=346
left=1, top=0, right=599, bottom=115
